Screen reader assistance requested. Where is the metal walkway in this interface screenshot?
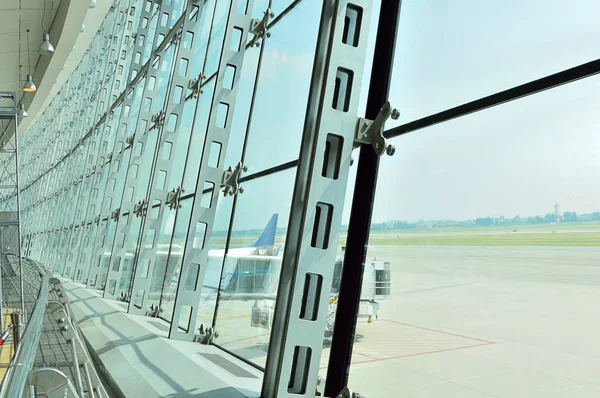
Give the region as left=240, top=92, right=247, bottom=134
left=0, top=255, right=109, bottom=397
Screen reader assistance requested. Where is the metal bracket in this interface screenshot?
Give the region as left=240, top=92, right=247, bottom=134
left=194, top=324, right=217, bottom=345
left=125, top=134, right=135, bottom=147
left=94, top=216, right=100, bottom=225
left=249, top=8, right=274, bottom=47
left=133, top=199, right=148, bottom=218
left=336, top=387, right=364, bottom=398
left=221, top=162, right=247, bottom=196
left=145, top=303, right=161, bottom=317
left=166, top=186, right=184, bottom=210
left=110, top=208, right=120, bottom=221
left=355, top=101, right=399, bottom=156
left=188, top=73, right=206, bottom=99
left=151, top=110, right=166, bottom=130
left=117, top=291, right=131, bottom=302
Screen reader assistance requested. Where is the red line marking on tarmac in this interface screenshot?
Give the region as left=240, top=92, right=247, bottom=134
left=220, top=332, right=271, bottom=346
left=317, top=320, right=497, bottom=369
left=379, top=319, right=495, bottom=344
left=348, top=342, right=495, bottom=366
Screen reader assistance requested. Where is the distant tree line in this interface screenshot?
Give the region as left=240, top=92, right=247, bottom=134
left=366, top=211, right=600, bottom=231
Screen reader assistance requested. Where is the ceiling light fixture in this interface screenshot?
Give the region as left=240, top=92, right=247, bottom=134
left=23, top=29, right=37, bottom=93
left=17, top=104, right=28, bottom=118
left=39, top=32, right=55, bottom=55
left=39, top=0, right=55, bottom=55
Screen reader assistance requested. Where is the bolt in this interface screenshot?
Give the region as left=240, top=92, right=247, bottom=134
left=58, top=317, right=65, bottom=323
left=390, top=108, right=400, bottom=120
left=61, top=325, right=69, bottom=332
left=239, top=187, right=244, bottom=194
left=386, top=145, right=396, bottom=156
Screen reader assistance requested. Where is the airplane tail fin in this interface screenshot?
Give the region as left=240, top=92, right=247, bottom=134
left=250, top=213, right=278, bottom=247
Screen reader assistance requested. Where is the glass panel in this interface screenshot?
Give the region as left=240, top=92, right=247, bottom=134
left=192, top=188, right=235, bottom=328
left=147, top=207, right=177, bottom=309
left=182, top=78, right=215, bottom=192
left=348, top=75, right=600, bottom=396
left=116, top=215, right=143, bottom=301
left=242, top=0, right=321, bottom=173
left=159, top=198, right=194, bottom=324
left=214, top=167, right=296, bottom=367
left=95, top=219, right=118, bottom=290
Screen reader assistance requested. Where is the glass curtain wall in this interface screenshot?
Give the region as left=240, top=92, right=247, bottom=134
left=18, top=0, right=334, bottom=367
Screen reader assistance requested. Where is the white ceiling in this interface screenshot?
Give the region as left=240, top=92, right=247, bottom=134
left=0, top=0, right=61, bottom=101
left=0, top=0, right=113, bottom=135
left=22, top=0, right=114, bottom=133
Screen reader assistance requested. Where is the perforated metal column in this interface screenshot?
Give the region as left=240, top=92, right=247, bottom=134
left=261, top=1, right=373, bottom=396
left=166, top=0, right=257, bottom=339
left=117, top=1, right=212, bottom=307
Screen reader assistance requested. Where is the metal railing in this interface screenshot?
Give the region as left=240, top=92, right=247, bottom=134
left=0, top=258, right=108, bottom=397
left=0, top=260, right=48, bottom=397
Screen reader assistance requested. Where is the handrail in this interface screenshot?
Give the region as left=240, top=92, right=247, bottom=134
left=0, top=260, right=49, bottom=398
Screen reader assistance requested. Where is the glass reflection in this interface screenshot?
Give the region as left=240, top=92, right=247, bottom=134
left=147, top=206, right=177, bottom=314
left=117, top=215, right=143, bottom=302
left=94, top=219, right=118, bottom=290
left=242, top=0, right=321, bottom=173
left=190, top=187, right=235, bottom=330
left=213, top=167, right=296, bottom=367
left=159, top=198, right=193, bottom=325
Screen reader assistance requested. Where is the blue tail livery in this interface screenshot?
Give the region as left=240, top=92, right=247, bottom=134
left=250, top=213, right=278, bottom=247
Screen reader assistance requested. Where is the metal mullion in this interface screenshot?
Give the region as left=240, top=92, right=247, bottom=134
left=153, top=0, right=231, bottom=320
left=127, top=0, right=226, bottom=315
left=96, top=3, right=134, bottom=120
left=75, top=167, right=107, bottom=283
left=165, top=0, right=256, bottom=339
left=109, top=1, right=212, bottom=302
left=261, top=0, right=373, bottom=396
left=86, top=141, right=122, bottom=288
left=208, top=0, right=279, bottom=334
left=87, top=11, right=123, bottom=131
left=94, top=35, right=176, bottom=293
left=64, top=175, right=95, bottom=279
left=53, top=152, right=88, bottom=276
left=73, top=222, right=95, bottom=282
left=101, top=40, right=181, bottom=299
left=104, top=2, right=142, bottom=114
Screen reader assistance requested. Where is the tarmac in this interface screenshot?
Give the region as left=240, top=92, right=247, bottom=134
left=343, top=245, right=600, bottom=397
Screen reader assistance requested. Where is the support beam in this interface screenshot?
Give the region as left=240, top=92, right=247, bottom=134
left=324, top=1, right=401, bottom=395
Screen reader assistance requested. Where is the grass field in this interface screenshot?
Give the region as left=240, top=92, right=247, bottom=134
left=369, top=221, right=600, bottom=235
left=365, top=231, right=600, bottom=246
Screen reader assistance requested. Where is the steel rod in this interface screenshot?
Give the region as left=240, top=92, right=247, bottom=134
left=324, top=0, right=402, bottom=394
left=384, top=58, right=600, bottom=140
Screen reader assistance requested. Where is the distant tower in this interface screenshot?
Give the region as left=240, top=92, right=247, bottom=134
left=555, top=204, right=560, bottom=224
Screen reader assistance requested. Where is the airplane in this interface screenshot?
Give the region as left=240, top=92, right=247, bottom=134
left=98, top=213, right=391, bottom=332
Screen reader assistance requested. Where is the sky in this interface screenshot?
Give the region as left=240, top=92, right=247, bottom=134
left=359, top=0, right=600, bottom=223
